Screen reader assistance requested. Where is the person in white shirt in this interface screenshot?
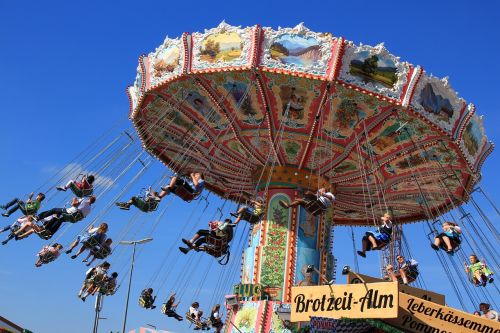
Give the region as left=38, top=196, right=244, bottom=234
left=279, top=188, right=335, bottom=211
left=14, top=196, right=96, bottom=240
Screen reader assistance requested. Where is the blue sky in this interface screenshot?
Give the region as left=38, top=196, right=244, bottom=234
left=0, top=1, right=499, bottom=333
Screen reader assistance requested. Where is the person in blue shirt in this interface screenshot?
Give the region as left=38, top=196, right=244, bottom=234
left=158, top=172, right=205, bottom=200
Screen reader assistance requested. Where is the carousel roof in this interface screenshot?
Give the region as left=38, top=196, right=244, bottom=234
left=127, top=22, right=493, bottom=225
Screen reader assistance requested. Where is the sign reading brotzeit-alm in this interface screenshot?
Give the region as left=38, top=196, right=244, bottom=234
left=291, top=282, right=399, bottom=322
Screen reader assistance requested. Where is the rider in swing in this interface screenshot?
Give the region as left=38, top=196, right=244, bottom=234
left=357, top=213, right=393, bottom=258
left=115, top=186, right=160, bottom=211
left=157, top=172, right=205, bottom=200
left=278, top=187, right=335, bottom=213
left=179, top=218, right=235, bottom=254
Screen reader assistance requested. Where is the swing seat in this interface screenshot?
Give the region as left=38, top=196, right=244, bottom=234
left=69, top=182, right=94, bottom=198
left=439, top=239, right=461, bottom=254
left=92, top=245, right=112, bottom=259
left=67, top=211, right=84, bottom=223
left=38, top=252, right=57, bottom=265
left=100, top=283, right=117, bottom=296
left=203, top=236, right=231, bottom=265
left=135, top=198, right=159, bottom=213
left=185, top=312, right=207, bottom=329
left=36, top=229, right=53, bottom=240
left=204, top=236, right=229, bottom=258
left=172, top=178, right=201, bottom=202
left=139, top=296, right=154, bottom=308
left=240, top=210, right=262, bottom=224
left=304, top=200, right=327, bottom=216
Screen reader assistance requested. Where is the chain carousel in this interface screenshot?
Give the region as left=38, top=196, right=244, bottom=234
left=127, top=22, right=495, bottom=332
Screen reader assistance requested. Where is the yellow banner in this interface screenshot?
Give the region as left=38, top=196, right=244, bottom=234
left=386, top=293, right=500, bottom=333
left=290, top=282, right=399, bottom=322
left=346, top=272, right=446, bottom=305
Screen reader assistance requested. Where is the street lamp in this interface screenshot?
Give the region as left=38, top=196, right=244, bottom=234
left=120, top=237, right=153, bottom=333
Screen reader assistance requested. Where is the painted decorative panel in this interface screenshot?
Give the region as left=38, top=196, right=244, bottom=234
left=191, top=21, right=256, bottom=72
left=147, top=36, right=185, bottom=88
left=338, top=42, right=410, bottom=100
left=260, top=23, right=334, bottom=77
left=411, top=74, right=465, bottom=134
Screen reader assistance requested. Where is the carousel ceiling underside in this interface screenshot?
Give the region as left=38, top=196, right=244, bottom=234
left=127, top=22, right=493, bottom=225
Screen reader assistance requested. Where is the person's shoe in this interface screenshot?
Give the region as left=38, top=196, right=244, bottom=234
left=1, top=240, right=8, bottom=245
left=71, top=255, right=77, bottom=259
left=357, top=250, right=366, bottom=258
left=0, top=205, right=5, bottom=210
left=115, top=202, right=130, bottom=210
left=430, top=243, right=439, bottom=251
left=56, top=186, right=67, bottom=192
left=153, top=196, right=162, bottom=202
left=179, top=247, right=189, bottom=254
left=177, top=318, right=183, bottom=321
left=230, top=212, right=239, bottom=218
left=65, top=249, right=72, bottom=254
left=445, top=249, right=455, bottom=256
left=1, top=213, right=9, bottom=217
left=160, top=187, right=171, bottom=195
left=81, top=297, right=86, bottom=302
left=82, top=259, right=88, bottom=263
left=489, top=277, right=494, bottom=283
left=151, top=305, right=156, bottom=309
left=182, top=238, right=194, bottom=248
left=278, top=200, right=289, bottom=209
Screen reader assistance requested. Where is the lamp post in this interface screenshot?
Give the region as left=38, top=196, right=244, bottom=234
left=120, top=237, right=153, bottom=333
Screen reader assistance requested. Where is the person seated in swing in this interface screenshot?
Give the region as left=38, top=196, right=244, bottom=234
left=209, top=304, right=224, bottom=333
left=56, top=174, right=95, bottom=196
left=1, top=192, right=46, bottom=218
left=1, top=215, right=35, bottom=245
left=430, top=221, right=461, bottom=254
left=78, top=261, right=110, bottom=301
left=179, top=219, right=235, bottom=254
left=162, top=293, right=183, bottom=321
left=188, top=302, right=208, bottom=330
left=231, top=197, right=265, bottom=224
left=83, top=238, right=113, bottom=266
left=279, top=187, right=335, bottom=213
left=14, top=196, right=96, bottom=240
left=357, top=213, right=393, bottom=258
left=158, top=172, right=205, bottom=200
left=99, top=272, right=118, bottom=296
left=115, top=186, right=159, bottom=212
left=66, top=222, right=108, bottom=256
left=386, top=255, right=419, bottom=285
left=464, top=254, right=494, bottom=287
left=140, top=288, right=157, bottom=309
left=35, top=243, right=63, bottom=267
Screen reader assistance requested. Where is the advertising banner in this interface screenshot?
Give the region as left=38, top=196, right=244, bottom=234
left=310, top=317, right=338, bottom=333
left=385, top=293, right=500, bottom=333
left=290, top=282, right=398, bottom=322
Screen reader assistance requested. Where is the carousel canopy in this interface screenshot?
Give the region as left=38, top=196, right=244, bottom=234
left=127, top=22, right=493, bottom=225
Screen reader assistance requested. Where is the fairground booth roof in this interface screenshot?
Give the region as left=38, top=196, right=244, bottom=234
left=127, top=22, right=493, bottom=226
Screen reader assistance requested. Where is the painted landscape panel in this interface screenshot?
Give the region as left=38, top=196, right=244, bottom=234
left=349, top=50, right=398, bottom=88
left=270, top=34, right=322, bottom=67
left=200, top=32, right=243, bottom=63
left=418, top=82, right=454, bottom=121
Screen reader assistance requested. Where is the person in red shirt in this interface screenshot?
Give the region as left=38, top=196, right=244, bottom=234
left=57, top=175, right=95, bottom=194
